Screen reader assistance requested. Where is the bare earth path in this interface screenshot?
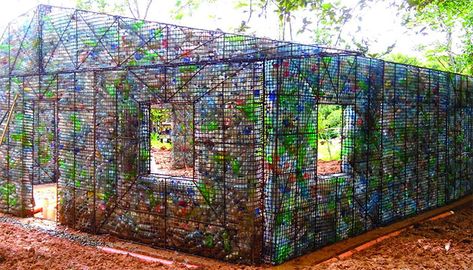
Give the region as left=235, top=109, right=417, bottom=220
left=0, top=202, right=471, bottom=270
left=307, top=203, right=473, bottom=270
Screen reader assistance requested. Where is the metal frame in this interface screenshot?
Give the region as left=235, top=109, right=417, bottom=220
left=0, top=4, right=471, bottom=265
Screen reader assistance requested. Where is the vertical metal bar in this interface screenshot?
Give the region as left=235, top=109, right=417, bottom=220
left=138, top=102, right=141, bottom=175
left=415, top=68, right=420, bottom=214
left=365, top=59, right=372, bottom=227
left=452, top=72, right=456, bottom=202
left=147, top=102, right=150, bottom=174
left=252, top=61, right=263, bottom=263
left=31, top=99, right=35, bottom=213
left=164, top=66, right=167, bottom=102
left=38, top=5, right=44, bottom=75
left=92, top=72, right=97, bottom=232
left=74, top=10, right=78, bottom=70
left=379, top=61, right=385, bottom=224
left=55, top=76, right=59, bottom=221
left=351, top=56, right=357, bottom=233
left=37, top=79, right=41, bottom=185
left=260, top=60, right=267, bottom=260
left=36, top=5, right=43, bottom=206
left=403, top=65, right=408, bottom=215
left=427, top=69, right=432, bottom=209
left=313, top=56, right=320, bottom=248
left=164, top=177, right=168, bottom=246
left=221, top=37, right=227, bottom=230
left=465, top=77, right=470, bottom=199
left=392, top=63, right=397, bottom=219
left=294, top=57, right=302, bottom=254
left=117, top=17, right=120, bottom=66
left=455, top=75, right=460, bottom=199
left=190, top=102, right=197, bottom=246
left=435, top=71, right=441, bottom=207
left=165, top=25, right=169, bottom=64
left=21, top=76, right=26, bottom=216
left=115, top=72, right=119, bottom=201
left=445, top=73, right=451, bottom=203
left=336, top=55, right=341, bottom=103
left=6, top=23, right=10, bottom=213
left=272, top=58, right=282, bottom=262
left=340, top=103, right=345, bottom=174
left=333, top=56, right=341, bottom=239
left=72, top=72, right=76, bottom=227
left=6, top=82, right=10, bottom=212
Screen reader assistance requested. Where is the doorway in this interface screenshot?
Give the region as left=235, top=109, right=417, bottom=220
left=32, top=100, right=58, bottom=221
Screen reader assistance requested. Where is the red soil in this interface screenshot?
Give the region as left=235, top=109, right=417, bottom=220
left=151, top=149, right=342, bottom=177
left=0, top=221, right=169, bottom=270
left=306, top=203, right=473, bottom=270
left=317, top=160, right=341, bottom=175
left=1, top=203, right=471, bottom=269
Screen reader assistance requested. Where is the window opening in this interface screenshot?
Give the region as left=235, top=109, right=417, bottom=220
left=317, top=104, right=352, bottom=175
left=150, top=103, right=194, bottom=178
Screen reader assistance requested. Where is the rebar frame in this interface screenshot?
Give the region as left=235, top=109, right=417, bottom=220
left=0, top=4, right=471, bottom=265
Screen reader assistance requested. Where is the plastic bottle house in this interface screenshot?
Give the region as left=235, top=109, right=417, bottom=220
left=0, top=4, right=471, bottom=265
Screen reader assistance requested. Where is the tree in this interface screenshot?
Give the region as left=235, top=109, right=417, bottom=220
left=234, top=0, right=356, bottom=42
left=76, top=0, right=124, bottom=13
left=383, top=53, right=423, bottom=66
left=76, top=0, right=154, bottom=19
left=402, top=0, right=473, bottom=74
left=125, top=0, right=154, bottom=19
left=172, top=0, right=212, bottom=20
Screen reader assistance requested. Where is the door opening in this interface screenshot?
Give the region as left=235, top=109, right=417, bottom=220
left=32, top=100, right=57, bottom=221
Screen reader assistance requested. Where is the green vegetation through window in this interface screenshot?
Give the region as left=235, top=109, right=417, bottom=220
left=317, top=104, right=343, bottom=175
left=150, top=103, right=193, bottom=178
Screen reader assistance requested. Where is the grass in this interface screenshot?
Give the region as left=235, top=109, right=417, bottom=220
left=318, top=137, right=341, bottom=161
left=151, top=133, right=172, bottom=150
left=151, top=132, right=341, bottom=161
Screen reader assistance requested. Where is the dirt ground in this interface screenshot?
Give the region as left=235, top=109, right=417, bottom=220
left=0, top=220, right=169, bottom=270
left=151, top=149, right=341, bottom=177
left=316, top=160, right=341, bottom=175
left=151, top=148, right=193, bottom=177
left=307, top=203, right=473, bottom=270
left=0, top=202, right=471, bottom=270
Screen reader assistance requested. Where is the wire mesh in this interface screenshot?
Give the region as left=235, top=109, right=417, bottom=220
left=0, top=4, right=471, bottom=265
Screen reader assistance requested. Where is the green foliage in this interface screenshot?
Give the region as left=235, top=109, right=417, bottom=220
left=232, top=0, right=355, bottom=42
left=75, top=0, right=153, bottom=19
left=173, top=0, right=216, bottom=20
left=318, top=139, right=341, bottom=161
left=76, top=0, right=126, bottom=14
left=403, top=0, right=473, bottom=75
left=318, top=104, right=342, bottom=139
left=0, top=183, right=18, bottom=207
left=317, top=105, right=342, bottom=161
left=150, top=107, right=171, bottom=127
left=150, top=107, right=173, bottom=150
left=383, top=53, right=424, bottom=66
left=150, top=132, right=172, bottom=150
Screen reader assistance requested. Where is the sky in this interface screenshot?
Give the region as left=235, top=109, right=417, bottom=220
left=0, top=0, right=443, bottom=57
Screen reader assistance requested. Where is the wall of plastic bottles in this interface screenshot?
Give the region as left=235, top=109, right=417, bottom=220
left=0, top=4, right=471, bottom=265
